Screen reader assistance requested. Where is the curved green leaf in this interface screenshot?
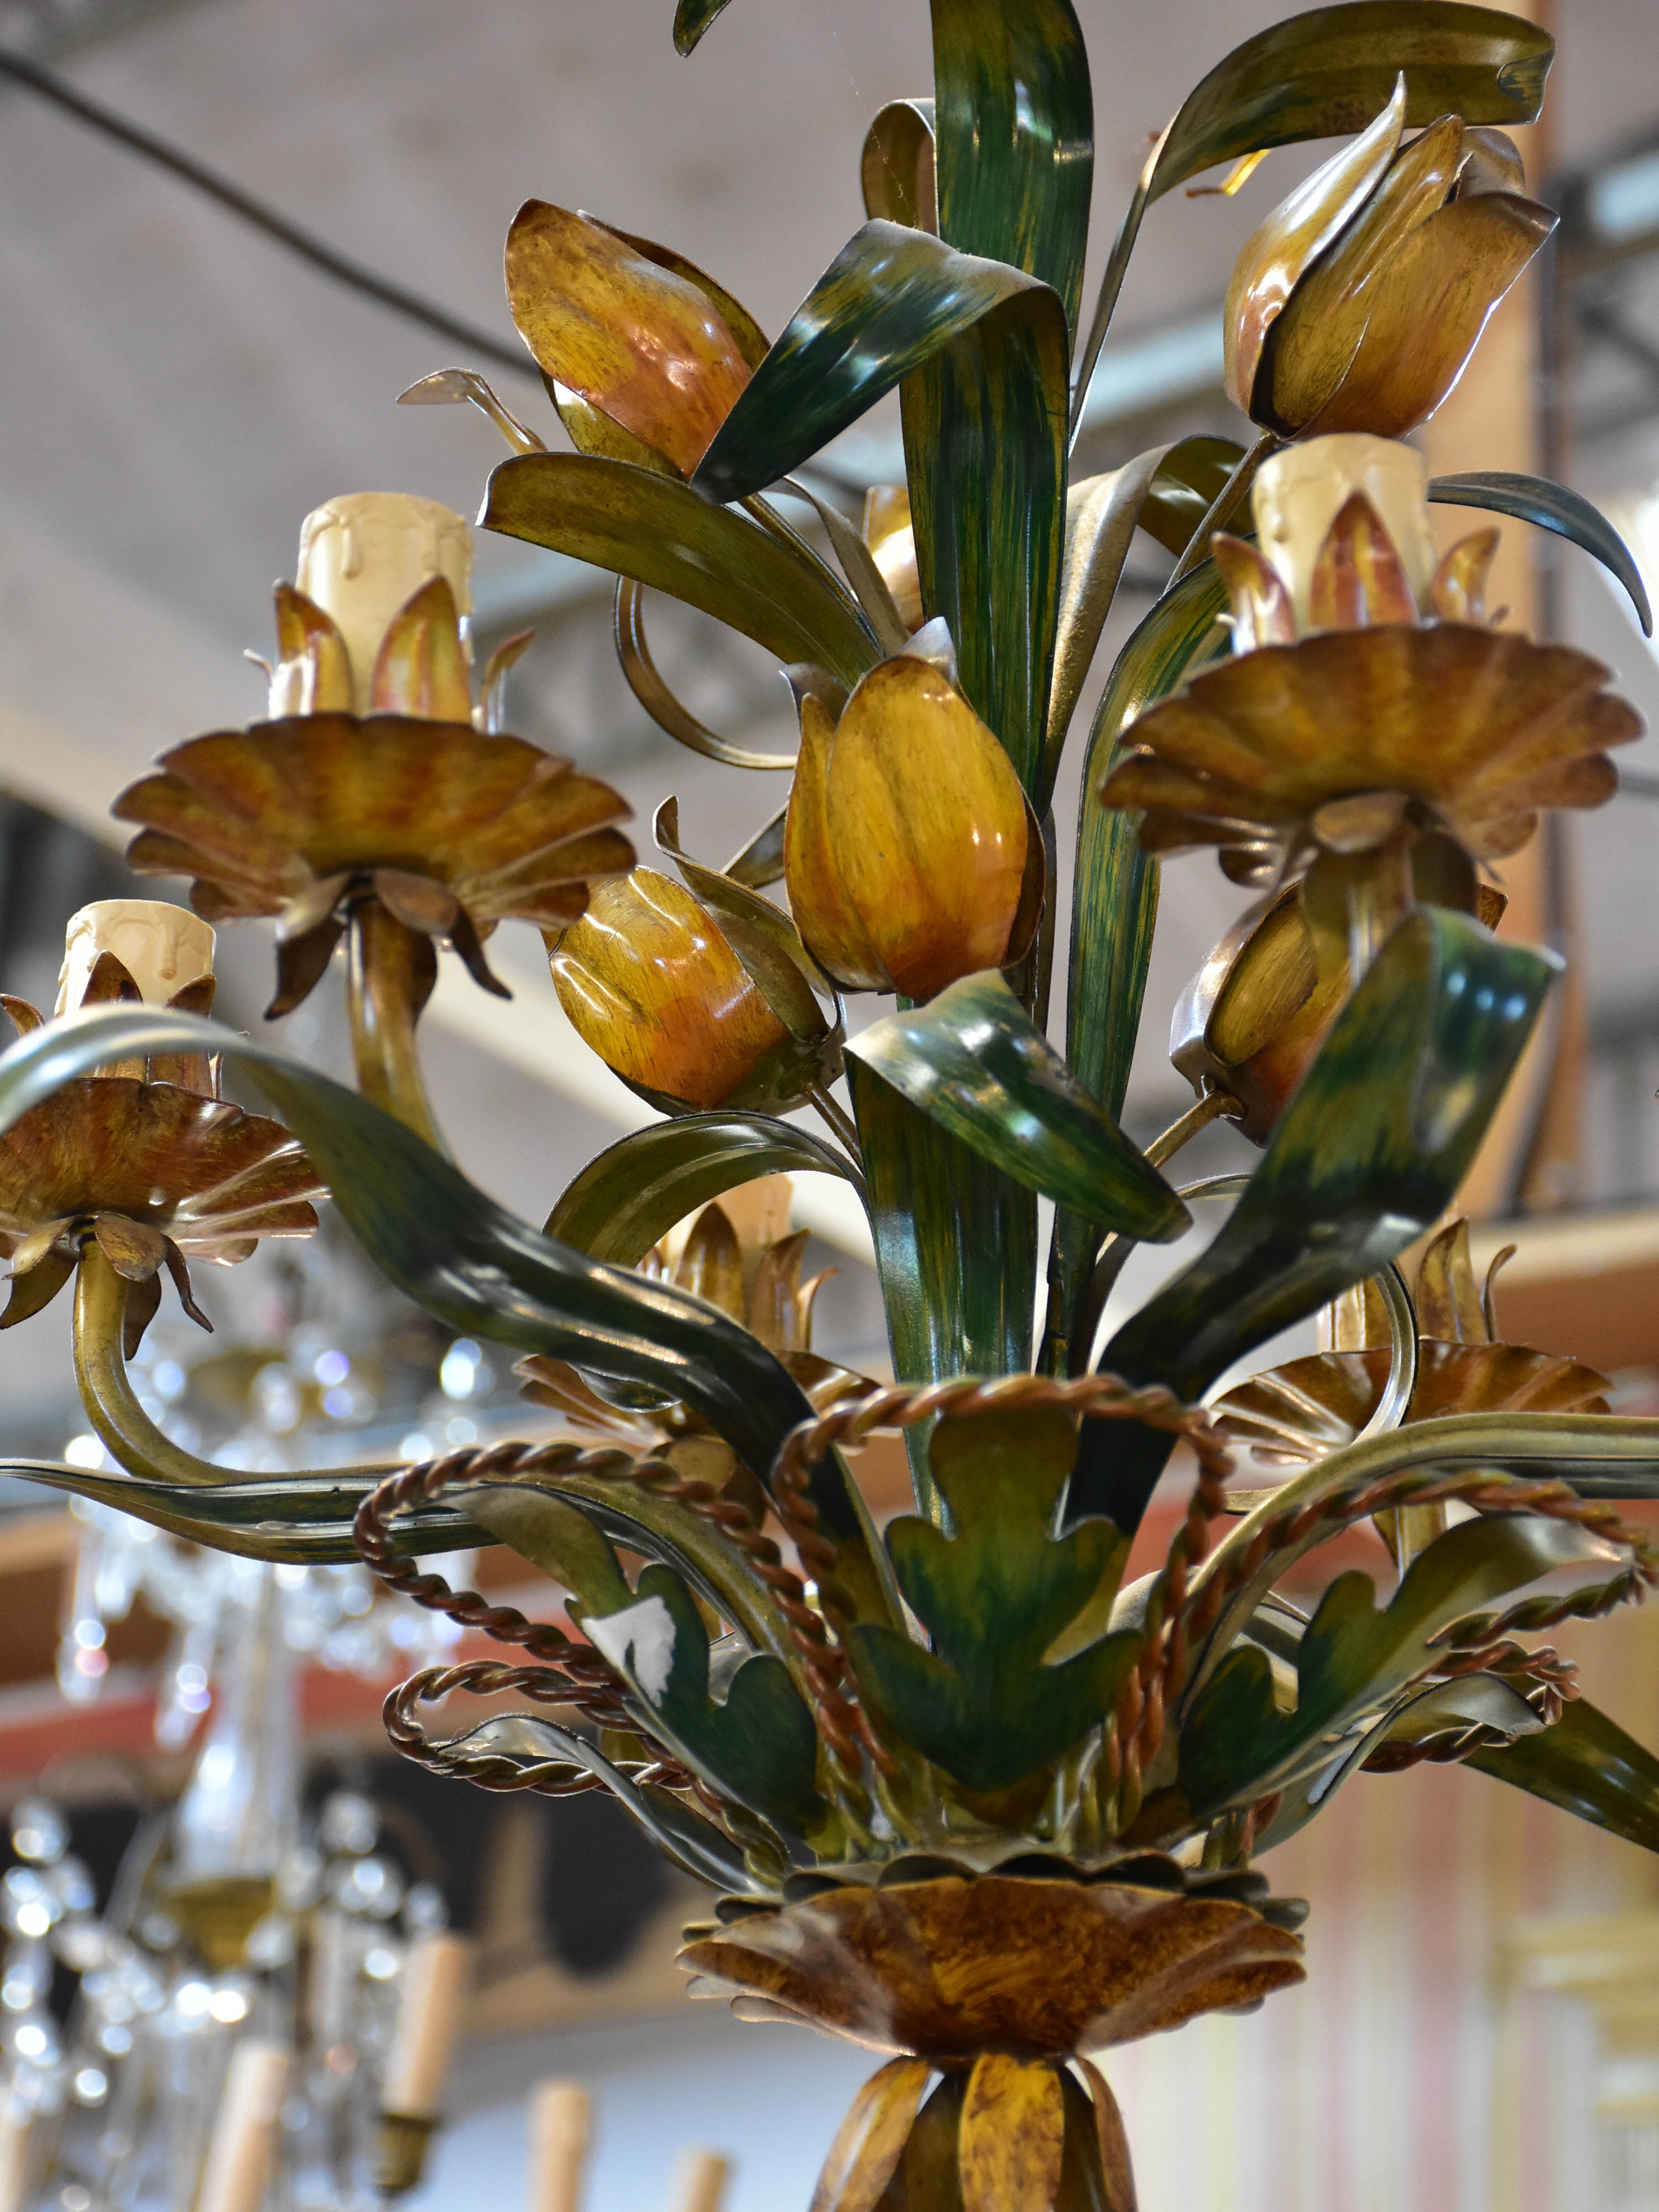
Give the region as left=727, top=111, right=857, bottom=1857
left=1046, top=562, right=1230, bottom=1368
left=586, top=1563, right=827, bottom=1835
left=1470, top=1697, right=1659, bottom=1853
left=672, top=0, right=732, bottom=55
left=1429, top=471, right=1652, bottom=636
left=0, top=1458, right=483, bottom=1564
left=847, top=1405, right=1139, bottom=1792
left=847, top=1057, right=1037, bottom=1523
left=693, top=222, right=1064, bottom=514
left=1073, top=3, right=1554, bottom=429
left=0, top=1008, right=879, bottom=1578
left=1066, top=563, right=1229, bottom=1115
left=848, top=972, right=1187, bottom=1239
left=690, top=220, right=1068, bottom=799
left=476, top=1474, right=827, bottom=1835
left=1140, top=436, right=1249, bottom=557
left=1182, top=1511, right=1604, bottom=1817
left=1252, top=1672, right=1543, bottom=1854
left=481, top=452, right=878, bottom=689
left=546, top=1114, right=854, bottom=1266
left=1073, top=909, right=1558, bottom=1533
left=931, top=0, right=1093, bottom=341
left=429, top=1710, right=754, bottom=1890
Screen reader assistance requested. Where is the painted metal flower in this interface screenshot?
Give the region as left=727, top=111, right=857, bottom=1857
left=0, top=937, right=321, bottom=1348
left=784, top=641, right=1034, bottom=1001
left=549, top=868, right=812, bottom=1112
left=1225, top=77, right=1555, bottom=439
left=1171, top=879, right=1507, bottom=1145
left=1100, top=438, right=1640, bottom=896
left=1213, top=1219, right=1613, bottom=1568
left=111, top=515, right=634, bottom=1020
left=682, top=1859, right=1304, bottom=2211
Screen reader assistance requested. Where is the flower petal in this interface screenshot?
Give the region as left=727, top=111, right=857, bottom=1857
left=807, top=2058, right=932, bottom=2212
left=1225, top=76, right=1405, bottom=413
left=1264, top=113, right=1468, bottom=431
left=550, top=868, right=789, bottom=1109
left=825, top=659, right=1027, bottom=1003
left=958, top=2055, right=1064, bottom=2212
left=505, top=200, right=753, bottom=477
left=784, top=693, right=892, bottom=992
left=1300, top=191, right=1555, bottom=438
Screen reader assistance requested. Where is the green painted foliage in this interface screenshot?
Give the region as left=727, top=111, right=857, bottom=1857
left=847, top=1407, right=1139, bottom=1792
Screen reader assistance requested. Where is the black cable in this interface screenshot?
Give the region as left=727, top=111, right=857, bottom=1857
left=0, top=46, right=538, bottom=382
left=1619, top=770, right=1659, bottom=802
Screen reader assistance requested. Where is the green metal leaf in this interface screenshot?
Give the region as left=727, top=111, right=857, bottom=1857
left=847, top=1405, right=1139, bottom=1793
left=1470, top=1697, right=1659, bottom=1854
left=847, top=1057, right=1037, bottom=1524
left=1046, top=562, right=1230, bottom=1369
left=1073, top=3, right=1554, bottom=428
left=688, top=219, right=1068, bottom=800
left=428, top=1709, right=755, bottom=1891
left=0, top=1457, right=482, bottom=1564
left=848, top=972, right=1187, bottom=1239
left=582, top=1563, right=826, bottom=1835
left=1182, top=1511, right=1608, bottom=1817
left=1429, top=471, right=1652, bottom=636
left=481, top=452, right=878, bottom=689
left=930, top=0, right=1093, bottom=341
left=1252, top=1672, right=1543, bottom=1854
left=672, top=0, right=732, bottom=55
left=1074, top=909, right=1557, bottom=1533
left=545, top=1115, right=854, bottom=1267
left=1139, top=436, right=1249, bottom=557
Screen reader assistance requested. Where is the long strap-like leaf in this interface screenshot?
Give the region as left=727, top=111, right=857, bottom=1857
left=1070, top=910, right=1557, bottom=1537
left=481, top=452, right=879, bottom=688
left=691, top=221, right=1068, bottom=801
left=931, top=0, right=1093, bottom=343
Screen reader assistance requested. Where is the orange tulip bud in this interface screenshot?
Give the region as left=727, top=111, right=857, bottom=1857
left=784, top=653, right=1030, bottom=1003
left=549, top=868, right=791, bottom=1110
left=505, top=202, right=763, bottom=477
left=1226, top=78, right=1554, bottom=441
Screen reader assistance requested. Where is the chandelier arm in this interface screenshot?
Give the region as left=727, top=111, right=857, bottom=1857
left=1176, top=1411, right=1659, bottom=1718
left=345, top=898, right=448, bottom=1156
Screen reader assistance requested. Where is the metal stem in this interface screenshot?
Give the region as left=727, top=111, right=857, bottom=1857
left=345, top=900, right=448, bottom=1156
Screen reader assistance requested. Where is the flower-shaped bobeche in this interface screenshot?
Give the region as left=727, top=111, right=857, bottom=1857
left=1101, top=436, right=1638, bottom=904
left=0, top=904, right=321, bottom=1349
left=112, top=495, right=634, bottom=1018
left=682, top=1854, right=1305, bottom=2211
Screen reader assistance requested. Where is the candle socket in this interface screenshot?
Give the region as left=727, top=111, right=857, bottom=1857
left=374, top=2112, right=437, bottom=2197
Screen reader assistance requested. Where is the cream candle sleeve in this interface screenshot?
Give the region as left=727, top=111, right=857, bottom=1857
left=55, top=900, right=215, bottom=1017
left=529, top=2079, right=592, bottom=2212
left=381, top=1932, right=473, bottom=2118
left=196, top=2040, right=289, bottom=2212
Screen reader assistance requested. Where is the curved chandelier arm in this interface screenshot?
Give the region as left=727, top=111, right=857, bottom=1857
left=72, top=1243, right=258, bottom=1489
left=345, top=898, right=448, bottom=1155
left=1179, top=1406, right=1659, bottom=1712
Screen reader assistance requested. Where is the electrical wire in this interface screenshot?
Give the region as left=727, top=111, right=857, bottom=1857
left=0, top=45, right=538, bottom=380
